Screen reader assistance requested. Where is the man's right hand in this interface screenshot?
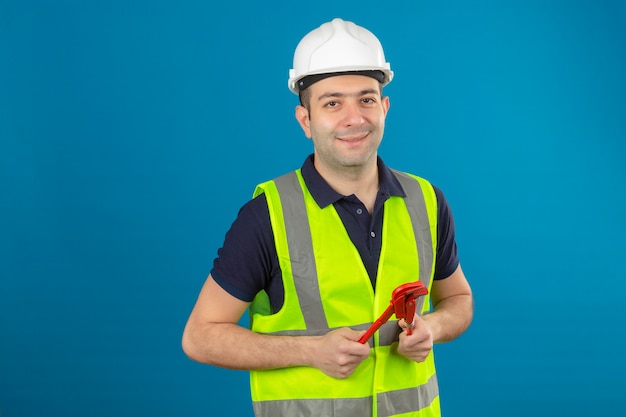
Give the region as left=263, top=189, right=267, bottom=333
left=308, top=327, right=371, bottom=379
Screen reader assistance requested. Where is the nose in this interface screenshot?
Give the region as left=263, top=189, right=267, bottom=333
left=342, top=101, right=365, bottom=127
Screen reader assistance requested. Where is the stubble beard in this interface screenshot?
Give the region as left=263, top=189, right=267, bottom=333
left=313, top=126, right=383, bottom=176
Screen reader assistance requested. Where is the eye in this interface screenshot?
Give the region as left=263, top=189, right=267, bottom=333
left=324, top=101, right=340, bottom=108
left=362, top=97, right=376, bottom=104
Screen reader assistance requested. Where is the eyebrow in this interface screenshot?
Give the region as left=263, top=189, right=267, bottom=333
left=317, top=89, right=380, bottom=102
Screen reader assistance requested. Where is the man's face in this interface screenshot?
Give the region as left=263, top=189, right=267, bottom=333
left=295, top=75, right=390, bottom=175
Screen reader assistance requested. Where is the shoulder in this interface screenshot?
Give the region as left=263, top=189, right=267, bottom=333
left=219, top=193, right=274, bottom=263
left=238, top=192, right=269, bottom=220
left=431, top=185, right=446, bottom=209
left=211, top=193, right=274, bottom=302
left=226, top=193, right=274, bottom=247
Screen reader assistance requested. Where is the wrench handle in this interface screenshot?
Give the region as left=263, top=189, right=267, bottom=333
left=358, top=304, right=394, bottom=344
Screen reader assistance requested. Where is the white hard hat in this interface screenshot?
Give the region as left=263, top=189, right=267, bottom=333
left=288, top=18, right=394, bottom=95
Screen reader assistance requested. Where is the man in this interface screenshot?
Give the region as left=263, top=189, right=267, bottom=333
left=182, top=18, right=473, bottom=417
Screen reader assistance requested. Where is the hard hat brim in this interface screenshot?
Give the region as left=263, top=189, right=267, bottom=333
left=288, top=67, right=393, bottom=95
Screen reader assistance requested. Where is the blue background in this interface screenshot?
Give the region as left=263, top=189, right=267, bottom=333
left=2, top=1, right=625, bottom=416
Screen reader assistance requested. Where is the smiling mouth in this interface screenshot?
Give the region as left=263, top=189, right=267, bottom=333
left=337, top=131, right=369, bottom=142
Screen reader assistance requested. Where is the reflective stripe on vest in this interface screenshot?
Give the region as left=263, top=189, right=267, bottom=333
left=250, top=169, right=439, bottom=417
left=252, top=374, right=439, bottom=417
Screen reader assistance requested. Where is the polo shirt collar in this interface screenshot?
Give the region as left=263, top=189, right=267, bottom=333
left=300, top=154, right=406, bottom=209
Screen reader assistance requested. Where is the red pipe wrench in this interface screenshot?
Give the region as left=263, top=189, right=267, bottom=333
left=358, top=281, right=429, bottom=344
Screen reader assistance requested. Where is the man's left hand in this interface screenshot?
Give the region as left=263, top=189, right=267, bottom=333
left=397, top=314, right=433, bottom=363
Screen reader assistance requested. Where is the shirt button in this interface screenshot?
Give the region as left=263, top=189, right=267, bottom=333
left=356, top=208, right=363, bottom=215
left=370, top=231, right=376, bottom=238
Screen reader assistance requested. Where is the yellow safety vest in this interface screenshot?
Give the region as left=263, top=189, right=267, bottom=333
left=249, top=169, right=439, bottom=417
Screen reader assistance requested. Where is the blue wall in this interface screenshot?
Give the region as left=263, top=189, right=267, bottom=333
left=2, top=1, right=625, bottom=416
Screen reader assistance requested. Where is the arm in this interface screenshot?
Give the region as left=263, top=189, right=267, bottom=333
left=397, top=264, right=473, bottom=361
left=181, top=274, right=371, bottom=378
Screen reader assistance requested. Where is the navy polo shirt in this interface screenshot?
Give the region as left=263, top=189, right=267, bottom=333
left=212, top=155, right=459, bottom=313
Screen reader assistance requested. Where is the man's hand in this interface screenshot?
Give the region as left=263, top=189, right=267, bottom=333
left=397, top=314, right=433, bottom=363
left=397, top=264, right=474, bottom=363
left=309, top=328, right=371, bottom=379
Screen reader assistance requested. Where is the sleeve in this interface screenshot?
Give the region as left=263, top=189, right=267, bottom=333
left=210, top=193, right=276, bottom=302
left=433, top=185, right=460, bottom=280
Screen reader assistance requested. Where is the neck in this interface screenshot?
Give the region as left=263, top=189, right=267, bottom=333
left=314, top=158, right=380, bottom=214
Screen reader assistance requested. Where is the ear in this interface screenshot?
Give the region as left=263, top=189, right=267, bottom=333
left=295, top=105, right=312, bottom=138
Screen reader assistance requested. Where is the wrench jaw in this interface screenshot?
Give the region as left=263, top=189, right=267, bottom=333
left=358, top=281, right=428, bottom=344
